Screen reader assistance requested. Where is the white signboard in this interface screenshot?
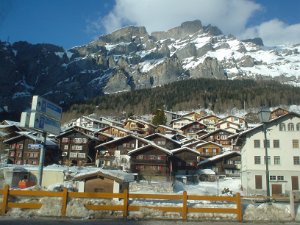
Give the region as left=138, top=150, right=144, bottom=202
left=29, top=112, right=61, bottom=135
left=31, top=95, right=62, bottom=121
left=20, top=112, right=30, bottom=127
left=28, top=144, right=43, bottom=149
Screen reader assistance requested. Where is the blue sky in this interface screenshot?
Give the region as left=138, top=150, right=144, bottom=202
left=0, top=0, right=300, bottom=49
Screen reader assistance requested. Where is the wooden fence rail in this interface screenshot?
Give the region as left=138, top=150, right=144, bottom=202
left=0, top=185, right=242, bottom=221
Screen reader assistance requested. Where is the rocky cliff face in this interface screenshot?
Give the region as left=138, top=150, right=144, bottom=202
left=0, top=20, right=299, bottom=115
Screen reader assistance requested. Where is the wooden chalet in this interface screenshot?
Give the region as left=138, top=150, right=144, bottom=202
left=199, top=129, right=234, bottom=149
left=218, top=116, right=246, bottom=127
left=215, top=120, right=240, bottom=133
left=128, top=144, right=172, bottom=181
left=195, top=129, right=209, bottom=138
left=198, top=151, right=241, bottom=177
left=4, top=132, right=59, bottom=166
left=0, top=123, right=23, bottom=153
left=181, top=111, right=204, bottom=121
left=95, top=135, right=150, bottom=170
left=145, top=133, right=181, bottom=150
left=182, top=139, right=207, bottom=149
left=171, top=147, right=200, bottom=175
left=270, top=107, right=289, bottom=120
left=170, top=117, right=194, bottom=130
left=198, top=115, right=221, bottom=132
left=195, top=141, right=223, bottom=159
left=56, top=127, right=101, bottom=166
left=123, top=118, right=156, bottom=137
left=99, top=125, right=133, bottom=138
left=73, top=169, right=134, bottom=193
left=156, top=125, right=177, bottom=134
left=180, top=121, right=207, bottom=138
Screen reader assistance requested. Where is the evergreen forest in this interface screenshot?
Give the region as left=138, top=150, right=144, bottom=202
left=62, top=78, right=300, bottom=122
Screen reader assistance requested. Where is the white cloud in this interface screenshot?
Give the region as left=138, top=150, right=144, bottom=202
left=241, top=19, right=300, bottom=46
left=98, top=0, right=261, bottom=35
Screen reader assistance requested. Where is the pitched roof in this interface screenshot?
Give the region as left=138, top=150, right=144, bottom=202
left=127, top=143, right=172, bottom=156
left=72, top=168, right=135, bottom=183
left=198, top=151, right=240, bottom=166
left=95, top=134, right=150, bottom=149
left=4, top=131, right=57, bottom=146
left=195, top=141, right=224, bottom=149
left=171, top=147, right=200, bottom=155
left=145, top=133, right=182, bottom=145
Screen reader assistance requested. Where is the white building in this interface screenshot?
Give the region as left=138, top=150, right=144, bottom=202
left=234, top=113, right=300, bottom=197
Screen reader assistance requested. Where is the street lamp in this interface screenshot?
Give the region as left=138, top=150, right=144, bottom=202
left=258, top=106, right=271, bottom=201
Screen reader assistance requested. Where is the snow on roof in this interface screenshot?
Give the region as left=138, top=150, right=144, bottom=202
left=196, top=141, right=224, bottom=149
left=3, top=132, right=57, bottom=146
left=145, top=132, right=182, bottom=145
left=95, top=134, right=150, bottom=148
left=198, top=151, right=240, bottom=166
left=73, top=168, right=135, bottom=182
left=197, top=169, right=216, bottom=175
left=171, top=147, right=200, bottom=155
left=128, top=143, right=172, bottom=156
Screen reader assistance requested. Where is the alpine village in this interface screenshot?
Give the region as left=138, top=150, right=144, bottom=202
left=1, top=19, right=300, bottom=221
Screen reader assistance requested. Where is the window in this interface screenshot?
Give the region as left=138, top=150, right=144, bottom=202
left=254, top=156, right=261, bottom=164
left=279, top=123, right=286, bottom=131
left=293, top=140, right=299, bottom=148
left=71, top=145, right=83, bottom=150
left=273, top=140, right=280, bottom=148
left=297, top=123, right=300, bottom=131
left=254, top=140, right=260, bottom=148
left=270, top=176, right=276, bottom=181
left=62, top=137, right=69, bottom=143
left=274, top=156, right=280, bottom=165
left=73, top=138, right=83, bottom=143
left=292, top=176, right=299, bottom=190
left=69, top=152, right=77, bottom=158
left=18, top=144, right=23, bottom=149
left=78, top=153, right=86, bottom=158
left=64, top=145, right=69, bottom=150
left=277, top=176, right=284, bottom=181
left=263, top=140, right=270, bottom=148
left=255, top=175, right=262, bottom=189
left=288, top=123, right=294, bottom=131
left=264, top=156, right=271, bottom=165
left=294, top=156, right=300, bottom=165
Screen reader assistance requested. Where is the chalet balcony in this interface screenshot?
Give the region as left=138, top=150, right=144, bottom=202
left=223, top=164, right=239, bottom=170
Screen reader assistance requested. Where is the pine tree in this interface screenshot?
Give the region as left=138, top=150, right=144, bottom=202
left=152, top=109, right=167, bottom=125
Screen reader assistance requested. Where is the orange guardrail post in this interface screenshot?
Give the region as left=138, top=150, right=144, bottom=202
left=123, top=188, right=129, bottom=219
left=61, top=188, right=68, bottom=217
left=236, top=192, right=243, bottom=222
left=1, top=185, right=9, bottom=215
left=182, top=191, right=188, bottom=221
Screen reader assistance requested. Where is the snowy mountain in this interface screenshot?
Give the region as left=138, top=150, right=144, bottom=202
left=0, top=20, right=299, bottom=113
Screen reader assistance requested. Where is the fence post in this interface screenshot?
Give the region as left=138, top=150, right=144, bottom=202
left=182, top=191, right=188, bottom=221
left=1, top=185, right=9, bottom=215
left=61, top=188, right=68, bottom=217
left=236, top=192, right=243, bottom=222
left=290, top=190, right=295, bottom=221
left=123, top=188, right=129, bottom=220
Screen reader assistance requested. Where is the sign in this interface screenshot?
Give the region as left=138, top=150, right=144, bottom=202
left=28, top=144, right=43, bottom=149
left=31, top=95, right=62, bottom=121
left=20, top=112, right=30, bottom=127
left=29, top=112, right=61, bottom=135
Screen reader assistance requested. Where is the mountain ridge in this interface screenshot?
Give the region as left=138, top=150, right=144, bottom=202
left=0, top=19, right=299, bottom=116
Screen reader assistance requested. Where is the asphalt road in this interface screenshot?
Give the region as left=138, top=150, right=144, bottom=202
left=0, top=218, right=299, bottom=225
